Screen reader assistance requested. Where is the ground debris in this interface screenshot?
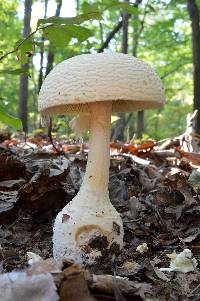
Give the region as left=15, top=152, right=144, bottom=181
left=0, top=271, right=59, bottom=301
left=1, top=137, right=200, bottom=300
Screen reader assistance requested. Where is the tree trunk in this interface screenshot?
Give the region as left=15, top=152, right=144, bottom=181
left=45, top=0, right=62, bottom=77
left=76, top=0, right=80, bottom=12
left=126, top=4, right=147, bottom=140
left=98, top=0, right=142, bottom=53
left=132, top=8, right=144, bottom=139
left=137, top=111, right=144, bottom=139
left=121, top=11, right=129, bottom=54
left=38, top=0, right=48, bottom=92
left=19, top=0, right=32, bottom=133
left=45, top=0, right=62, bottom=141
left=132, top=14, right=139, bottom=57
left=112, top=7, right=129, bottom=141
left=112, top=1, right=144, bottom=141
left=187, top=0, right=200, bottom=135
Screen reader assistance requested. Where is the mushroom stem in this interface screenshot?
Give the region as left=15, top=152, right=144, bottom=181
left=53, top=102, right=123, bottom=263
left=78, top=102, right=112, bottom=204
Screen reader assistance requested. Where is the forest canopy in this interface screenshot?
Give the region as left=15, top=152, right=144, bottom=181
left=0, top=0, right=199, bottom=141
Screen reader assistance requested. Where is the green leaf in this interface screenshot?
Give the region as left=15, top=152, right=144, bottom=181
left=147, top=4, right=156, bottom=12
left=37, top=11, right=102, bottom=27
left=43, top=25, right=94, bottom=46
left=81, top=2, right=100, bottom=14
left=64, top=25, right=94, bottom=42
left=105, top=1, right=138, bottom=14
left=111, top=115, right=120, bottom=123
left=0, top=67, right=29, bottom=75
left=16, top=39, right=33, bottom=64
left=0, top=107, right=22, bottom=130
left=43, top=26, right=71, bottom=47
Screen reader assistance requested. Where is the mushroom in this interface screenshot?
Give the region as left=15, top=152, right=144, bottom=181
left=159, top=249, right=198, bottom=273
left=38, top=53, right=165, bottom=264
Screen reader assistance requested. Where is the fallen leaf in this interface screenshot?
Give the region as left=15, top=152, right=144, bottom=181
left=0, top=190, right=18, bottom=213
left=0, top=272, right=59, bottom=301
left=154, top=267, right=170, bottom=282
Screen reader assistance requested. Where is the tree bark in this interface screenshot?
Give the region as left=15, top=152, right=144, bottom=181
left=19, top=0, right=32, bottom=133
left=137, top=111, right=144, bottom=138
left=187, top=0, right=200, bottom=134
left=45, top=0, right=62, bottom=143
left=132, top=5, right=148, bottom=139
left=121, top=11, right=129, bottom=54
left=112, top=4, right=129, bottom=141
left=45, top=0, right=62, bottom=77
left=112, top=0, right=143, bottom=141
left=76, top=0, right=80, bottom=13
left=38, top=0, right=48, bottom=92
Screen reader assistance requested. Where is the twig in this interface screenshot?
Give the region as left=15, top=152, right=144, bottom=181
left=98, top=0, right=143, bottom=52
left=0, top=29, right=37, bottom=62
left=47, top=118, right=64, bottom=155
left=0, top=25, right=51, bottom=62
left=98, top=21, right=123, bottom=53
left=160, top=61, right=191, bottom=79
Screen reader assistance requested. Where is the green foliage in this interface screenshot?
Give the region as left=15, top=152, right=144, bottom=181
left=37, top=11, right=102, bottom=27
left=111, top=115, right=120, bottom=123
left=0, top=0, right=197, bottom=139
left=144, top=102, right=192, bottom=140
left=0, top=10, right=103, bottom=64
left=104, top=1, right=139, bottom=14
left=43, top=25, right=94, bottom=47
left=0, top=67, right=29, bottom=75
left=0, top=0, right=21, bottom=124
left=81, top=0, right=139, bottom=14
left=0, top=107, right=22, bottom=130
left=15, top=38, right=34, bottom=64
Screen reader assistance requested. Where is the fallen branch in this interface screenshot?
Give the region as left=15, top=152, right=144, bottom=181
left=150, top=150, right=181, bottom=159
left=87, top=274, right=152, bottom=298
left=176, top=148, right=200, bottom=165
left=110, top=140, right=156, bottom=155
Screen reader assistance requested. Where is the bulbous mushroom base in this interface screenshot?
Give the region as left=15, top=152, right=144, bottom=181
left=53, top=193, right=124, bottom=264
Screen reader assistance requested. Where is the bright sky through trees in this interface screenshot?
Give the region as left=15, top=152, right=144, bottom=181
left=18, top=0, right=76, bottom=22
left=2, top=0, right=196, bottom=138
left=18, top=0, right=76, bottom=70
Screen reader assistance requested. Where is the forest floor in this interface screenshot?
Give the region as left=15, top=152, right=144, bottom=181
left=1, top=133, right=200, bottom=301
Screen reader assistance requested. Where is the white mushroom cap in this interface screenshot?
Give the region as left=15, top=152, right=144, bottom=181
left=38, top=53, right=164, bottom=115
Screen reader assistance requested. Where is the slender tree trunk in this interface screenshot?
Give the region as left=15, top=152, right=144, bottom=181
left=19, top=0, right=32, bottom=133
left=132, top=14, right=139, bottom=57
left=112, top=1, right=144, bottom=141
left=45, top=0, right=62, bottom=141
left=127, top=13, right=141, bottom=139
left=112, top=7, right=129, bottom=141
left=137, top=111, right=144, bottom=138
left=38, top=0, right=48, bottom=92
left=98, top=0, right=142, bottom=53
left=45, top=48, right=55, bottom=77
left=121, top=11, right=129, bottom=54
left=76, top=0, right=80, bottom=12
left=99, top=21, right=104, bottom=46
left=133, top=8, right=144, bottom=138
left=187, top=0, right=200, bottom=134
left=45, top=0, right=62, bottom=77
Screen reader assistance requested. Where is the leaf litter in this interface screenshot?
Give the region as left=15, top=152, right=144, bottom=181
left=1, top=135, right=200, bottom=300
